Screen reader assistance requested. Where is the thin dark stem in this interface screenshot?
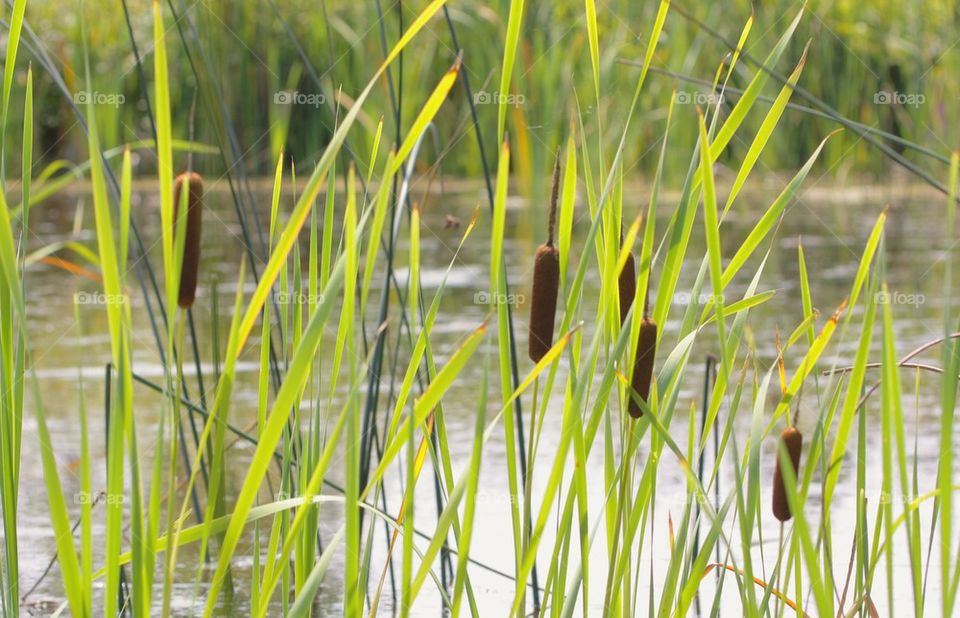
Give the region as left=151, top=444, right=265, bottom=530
left=693, top=354, right=715, bottom=616
left=442, top=6, right=541, bottom=609
left=354, top=0, right=407, bottom=606
left=547, top=151, right=561, bottom=247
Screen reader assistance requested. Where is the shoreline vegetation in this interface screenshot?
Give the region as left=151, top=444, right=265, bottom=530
left=1, top=1, right=960, bottom=616
left=10, top=2, right=960, bottom=182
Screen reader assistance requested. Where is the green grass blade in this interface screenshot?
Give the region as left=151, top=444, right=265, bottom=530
left=497, top=0, right=525, bottom=143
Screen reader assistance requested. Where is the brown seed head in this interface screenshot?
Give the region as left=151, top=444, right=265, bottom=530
left=628, top=316, right=657, bottom=418
left=528, top=244, right=560, bottom=362
left=173, top=171, right=204, bottom=309
left=772, top=426, right=804, bottom=522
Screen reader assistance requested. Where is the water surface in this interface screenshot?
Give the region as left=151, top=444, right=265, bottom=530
left=16, top=179, right=954, bottom=615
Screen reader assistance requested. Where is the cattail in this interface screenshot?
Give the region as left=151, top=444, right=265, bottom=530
left=173, top=171, right=204, bottom=309
left=771, top=426, right=804, bottom=522
left=528, top=155, right=562, bottom=363
left=628, top=309, right=657, bottom=418
left=618, top=252, right=636, bottom=325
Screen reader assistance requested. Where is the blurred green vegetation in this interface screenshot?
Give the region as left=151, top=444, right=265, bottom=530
left=13, top=0, right=960, bottom=188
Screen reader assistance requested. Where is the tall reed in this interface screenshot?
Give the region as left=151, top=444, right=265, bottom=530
left=10, top=3, right=960, bottom=618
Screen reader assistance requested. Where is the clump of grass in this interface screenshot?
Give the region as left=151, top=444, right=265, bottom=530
left=628, top=297, right=657, bottom=418
left=18, top=3, right=960, bottom=616
left=173, top=171, right=203, bottom=309
left=527, top=155, right=561, bottom=362
left=771, top=425, right=803, bottom=522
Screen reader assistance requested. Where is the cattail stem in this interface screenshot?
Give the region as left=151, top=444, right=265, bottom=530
left=546, top=151, right=560, bottom=247
left=771, top=426, right=804, bottom=522
left=174, top=171, right=204, bottom=309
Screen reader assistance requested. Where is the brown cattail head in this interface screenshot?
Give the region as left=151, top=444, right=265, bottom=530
left=528, top=244, right=560, bottom=362
left=618, top=253, right=636, bottom=325
left=528, top=153, right=562, bottom=363
left=771, top=426, right=804, bottom=522
left=173, top=171, right=204, bottom=309
left=628, top=316, right=657, bottom=418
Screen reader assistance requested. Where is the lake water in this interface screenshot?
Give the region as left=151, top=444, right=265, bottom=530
left=14, top=178, right=957, bottom=615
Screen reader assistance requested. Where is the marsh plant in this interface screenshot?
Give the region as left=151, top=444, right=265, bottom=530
left=1, top=1, right=960, bottom=617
